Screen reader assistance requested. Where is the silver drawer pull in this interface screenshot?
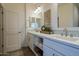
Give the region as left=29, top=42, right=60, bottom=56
left=53, top=53, right=55, bottom=56
left=18, top=32, right=21, bottom=33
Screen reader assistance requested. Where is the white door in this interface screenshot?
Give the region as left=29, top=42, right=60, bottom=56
left=4, top=10, right=21, bottom=52
left=0, top=7, right=3, bottom=53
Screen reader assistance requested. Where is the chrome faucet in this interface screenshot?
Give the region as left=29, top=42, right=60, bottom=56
left=63, top=28, right=68, bottom=36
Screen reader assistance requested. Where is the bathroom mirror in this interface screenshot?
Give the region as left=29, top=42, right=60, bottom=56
left=28, top=3, right=52, bottom=29
left=29, top=16, right=43, bottom=29
left=58, top=3, right=79, bottom=28
left=28, top=5, right=44, bottom=29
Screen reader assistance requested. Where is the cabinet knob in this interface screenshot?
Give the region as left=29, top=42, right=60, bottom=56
left=53, top=53, right=55, bottom=56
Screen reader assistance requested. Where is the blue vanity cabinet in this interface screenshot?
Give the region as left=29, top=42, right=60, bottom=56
left=43, top=45, right=63, bottom=56
left=43, top=38, right=79, bottom=56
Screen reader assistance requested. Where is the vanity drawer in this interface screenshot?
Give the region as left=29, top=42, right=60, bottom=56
left=44, top=38, right=79, bottom=56
left=52, top=49, right=63, bottom=56
left=43, top=45, right=53, bottom=56
left=43, top=52, right=50, bottom=56
left=43, top=45, right=62, bottom=56
left=43, top=51, right=62, bottom=56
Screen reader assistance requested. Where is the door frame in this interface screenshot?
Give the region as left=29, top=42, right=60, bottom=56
left=0, top=4, right=4, bottom=53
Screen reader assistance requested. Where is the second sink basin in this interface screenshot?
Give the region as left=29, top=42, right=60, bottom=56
left=50, top=34, right=79, bottom=42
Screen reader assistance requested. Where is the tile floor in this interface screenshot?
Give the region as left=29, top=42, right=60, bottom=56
left=0, top=47, right=35, bottom=56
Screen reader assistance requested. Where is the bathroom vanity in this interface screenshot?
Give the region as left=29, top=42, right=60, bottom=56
left=28, top=31, right=79, bottom=56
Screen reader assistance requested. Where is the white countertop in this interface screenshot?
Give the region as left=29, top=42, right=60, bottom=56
left=28, top=31, right=79, bottom=47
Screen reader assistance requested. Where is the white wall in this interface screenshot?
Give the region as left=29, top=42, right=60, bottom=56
left=51, top=4, right=58, bottom=29
left=73, top=5, right=79, bottom=27
left=2, top=3, right=27, bottom=48
left=43, top=4, right=51, bottom=12
left=58, top=3, right=79, bottom=28
left=58, top=4, right=73, bottom=28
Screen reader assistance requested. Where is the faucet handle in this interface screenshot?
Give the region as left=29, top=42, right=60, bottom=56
left=61, top=33, right=63, bottom=36
left=70, top=34, right=73, bottom=37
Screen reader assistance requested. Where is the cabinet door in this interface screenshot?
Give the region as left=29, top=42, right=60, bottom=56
left=43, top=45, right=62, bottom=56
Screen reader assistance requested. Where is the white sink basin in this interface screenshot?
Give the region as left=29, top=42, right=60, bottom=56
left=50, top=34, right=79, bottom=42
left=61, top=36, right=78, bottom=42
left=50, top=34, right=62, bottom=37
